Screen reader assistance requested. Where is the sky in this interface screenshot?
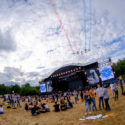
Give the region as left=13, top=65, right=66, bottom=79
left=0, top=0, right=125, bottom=86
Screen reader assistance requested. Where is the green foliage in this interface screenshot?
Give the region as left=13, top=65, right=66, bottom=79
left=113, top=58, right=125, bottom=78
left=11, top=84, right=21, bottom=94
left=0, top=83, right=40, bottom=96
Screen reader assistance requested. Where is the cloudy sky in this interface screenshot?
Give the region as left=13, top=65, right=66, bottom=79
left=0, top=0, right=125, bottom=86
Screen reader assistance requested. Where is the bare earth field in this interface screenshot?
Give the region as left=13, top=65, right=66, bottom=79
left=0, top=88, right=125, bottom=125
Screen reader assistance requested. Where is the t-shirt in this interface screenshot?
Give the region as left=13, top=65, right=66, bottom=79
left=103, top=88, right=109, bottom=99
left=96, top=88, right=104, bottom=97
left=73, top=92, right=77, bottom=98
left=110, top=84, right=114, bottom=90
left=84, top=95, right=91, bottom=104
left=44, top=105, right=48, bottom=109
left=0, top=108, right=3, bottom=113
left=89, top=89, right=95, bottom=98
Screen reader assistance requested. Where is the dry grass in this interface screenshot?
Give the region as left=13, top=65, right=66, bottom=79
left=0, top=87, right=125, bottom=125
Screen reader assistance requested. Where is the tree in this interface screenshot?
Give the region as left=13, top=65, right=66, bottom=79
left=113, top=58, right=125, bottom=78
left=11, top=84, right=21, bottom=94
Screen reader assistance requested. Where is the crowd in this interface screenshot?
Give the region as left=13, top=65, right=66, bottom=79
left=0, top=79, right=124, bottom=116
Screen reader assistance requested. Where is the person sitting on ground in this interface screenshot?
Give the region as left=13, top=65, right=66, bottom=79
left=39, top=103, right=47, bottom=113
left=25, top=103, right=29, bottom=111
left=67, top=99, right=73, bottom=109
left=31, top=105, right=40, bottom=116
left=42, top=103, right=50, bottom=112
left=0, top=105, right=4, bottom=114
left=53, top=101, right=60, bottom=112
left=60, top=98, right=67, bottom=111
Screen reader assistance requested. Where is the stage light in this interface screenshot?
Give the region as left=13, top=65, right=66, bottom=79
left=79, top=67, right=81, bottom=70
left=76, top=68, right=78, bottom=71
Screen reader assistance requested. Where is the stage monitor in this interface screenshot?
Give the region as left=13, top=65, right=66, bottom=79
left=40, top=84, right=46, bottom=93
left=86, top=68, right=99, bottom=86
left=99, top=65, right=114, bottom=81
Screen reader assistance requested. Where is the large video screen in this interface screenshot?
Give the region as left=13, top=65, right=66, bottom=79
left=46, top=81, right=52, bottom=92
left=40, top=84, right=46, bottom=93
left=86, top=68, right=99, bottom=85
left=99, top=65, right=114, bottom=81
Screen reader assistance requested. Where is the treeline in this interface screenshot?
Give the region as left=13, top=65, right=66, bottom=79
left=113, top=58, right=125, bottom=79
left=0, top=83, right=40, bottom=96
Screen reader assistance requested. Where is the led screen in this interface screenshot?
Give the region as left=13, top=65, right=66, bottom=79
left=40, top=84, right=46, bottom=93
left=46, top=81, right=52, bottom=92
left=99, top=65, right=114, bottom=81
left=86, top=68, right=99, bottom=85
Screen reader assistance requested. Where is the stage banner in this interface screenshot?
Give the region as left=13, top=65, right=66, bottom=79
left=99, top=65, right=114, bottom=81
left=86, top=68, right=99, bottom=85
left=40, top=84, right=46, bottom=93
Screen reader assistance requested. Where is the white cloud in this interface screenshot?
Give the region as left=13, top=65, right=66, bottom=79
left=0, top=0, right=125, bottom=85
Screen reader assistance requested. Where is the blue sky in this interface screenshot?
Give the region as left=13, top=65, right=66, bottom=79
left=0, top=0, right=125, bottom=85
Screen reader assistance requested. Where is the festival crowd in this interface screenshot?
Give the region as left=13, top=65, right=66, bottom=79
left=0, top=79, right=124, bottom=116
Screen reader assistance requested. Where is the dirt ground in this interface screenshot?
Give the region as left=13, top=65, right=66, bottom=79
left=0, top=88, right=125, bottom=125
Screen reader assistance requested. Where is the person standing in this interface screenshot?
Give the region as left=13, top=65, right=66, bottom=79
left=96, top=84, right=104, bottom=110
left=89, top=87, right=97, bottom=111
left=114, top=83, right=119, bottom=101
left=110, top=83, right=115, bottom=98
left=120, top=80, right=124, bottom=95
left=84, top=90, right=91, bottom=115
left=103, top=86, right=111, bottom=111
left=80, top=90, right=84, bottom=102
left=73, top=90, right=78, bottom=104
